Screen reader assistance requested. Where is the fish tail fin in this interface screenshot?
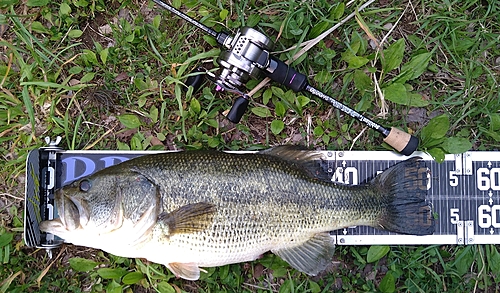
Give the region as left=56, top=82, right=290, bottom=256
left=372, top=157, right=435, bottom=235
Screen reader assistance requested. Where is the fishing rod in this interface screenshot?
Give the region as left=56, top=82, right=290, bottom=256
left=152, top=0, right=419, bottom=155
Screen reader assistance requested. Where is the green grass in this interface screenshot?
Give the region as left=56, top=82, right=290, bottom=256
left=1, top=0, right=500, bottom=292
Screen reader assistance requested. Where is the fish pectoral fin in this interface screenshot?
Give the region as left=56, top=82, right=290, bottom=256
left=272, top=232, right=335, bottom=276
left=167, top=262, right=201, bottom=280
left=158, top=202, right=216, bottom=234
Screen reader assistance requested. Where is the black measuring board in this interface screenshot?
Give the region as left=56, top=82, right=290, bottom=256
left=23, top=148, right=500, bottom=248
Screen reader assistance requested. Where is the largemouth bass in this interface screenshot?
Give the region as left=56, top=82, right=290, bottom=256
left=40, top=147, right=435, bottom=280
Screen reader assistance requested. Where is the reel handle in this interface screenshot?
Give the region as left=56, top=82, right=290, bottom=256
left=226, top=96, right=250, bottom=123
left=183, top=67, right=205, bottom=93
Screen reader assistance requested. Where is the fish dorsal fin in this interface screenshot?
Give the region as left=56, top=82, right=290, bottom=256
left=272, top=232, right=335, bottom=276
left=158, top=202, right=216, bottom=235
left=259, top=146, right=331, bottom=181
left=167, top=262, right=201, bottom=280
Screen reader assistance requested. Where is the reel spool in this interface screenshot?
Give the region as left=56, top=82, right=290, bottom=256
left=216, top=27, right=274, bottom=91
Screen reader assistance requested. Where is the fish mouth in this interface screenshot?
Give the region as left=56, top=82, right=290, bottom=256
left=55, top=189, right=89, bottom=231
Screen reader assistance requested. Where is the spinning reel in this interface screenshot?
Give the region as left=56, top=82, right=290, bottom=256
left=153, top=0, right=419, bottom=155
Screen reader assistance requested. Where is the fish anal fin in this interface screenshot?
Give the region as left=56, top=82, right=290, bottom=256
left=167, top=262, right=201, bottom=280
left=272, top=232, right=335, bottom=276
left=158, top=202, right=216, bottom=235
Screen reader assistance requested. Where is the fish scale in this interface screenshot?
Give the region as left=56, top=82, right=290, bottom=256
left=40, top=147, right=435, bottom=280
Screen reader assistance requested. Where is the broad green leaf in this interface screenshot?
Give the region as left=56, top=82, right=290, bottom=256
left=118, top=114, right=142, bottom=128
left=247, top=14, right=261, bottom=27
left=296, top=95, right=310, bottom=108
left=427, top=147, right=445, bottom=163
left=0, top=233, right=13, bottom=247
left=405, top=92, right=429, bottom=107
left=130, top=133, right=143, bottom=150
left=69, top=257, right=98, bottom=272
left=330, top=2, right=345, bottom=20
left=441, top=137, right=472, bottom=154
left=251, top=107, right=271, bottom=118
left=490, top=113, right=500, bottom=131
left=313, top=70, right=330, bottom=84
left=274, top=101, right=286, bottom=117
left=309, top=20, right=330, bottom=39
left=122, top=272, right=144, bottom=284
left=138, top=96, right=146, bottom=108
left=450, top=37, right=475, bottom=53
left=82, top=49, right=98, bottom=65
left=382, top=39, right=405, bottom=73
left=428, top=63, right=439, bottom=73
left=80, top=72, right=95, bottom=83
left=353, top=69, right=372, bottom=93
left=272, top=266, right=288, bottom=278
left=309, top=280, right=321, bottom=293
left=125, top=33, right=134, bottom=42
left=383, top=83, right=407, bottom=105
left=271, top=120, right=285, bottom=135
left=0, top=0, right=19, bottom=8
left=26, top=0, right=48, bottom=6
left=454, top=247, right=474, bottom=276
left=205, top=119, right=218, bottom=128
left=172, top=0, right=181, bottom=9
left=379, top=271, right=396, bottom=293
left=97, top=267, right=127, bottom=279
left=367, top=245, right=390, bottom=263
left=218, top=264, right=230, bottom=279
left=153, top=15, right=161, bottom=29
left=68, top=29, right=83, bottom=38
left=99, top=48, right=109, bottom=65
left=283, top=90, right=296, bottom=104
left=59, top=2, right=71, bottom=15
left=355, top=93, right=373, bottom=112
left=202, top=35, right=218, bottom=47
left=149, top=106, right=158, bottom=123
left=157, top=281, right=176, bottom=293
left=271, top=86, right=285, bottom=98
left=117, top=139, right=130, bottom=150
left=207, top=136, right=220, bottom=148
left=219, top=9, right=229, bottom=20
left=198, top=6, right=210, bottom=17
left=31, top=21, right=49, bottom=33
left=279, top=279, right=294, bottom=293
left=314, top=126, right=324, bottom=137
left=341, top=51, right=370, bottom=69
left=488, top=245, right=500, bottom=273
left=421, top=114, right=450, bottom=141
left=68, top=66, right=83, bottom=74
left=350, top=246, right=366, bottom=264
left=134, top=78, right=148, bottom=91
left=190, top=98, right=201, bottom=114
left=394, top=52, right=432, bottom=83
left=263, top=88, right=272, bottom=105
left=108, top=286, right=123, bottom=293
left=322, top=134, right=330, bottom=144
left=422, top=137, right=446, bottom=149
left=74, top=0, right=89, bottom=7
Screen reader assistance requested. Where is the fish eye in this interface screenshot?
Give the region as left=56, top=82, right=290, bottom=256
left=79, top=179, right=91, bottom=192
